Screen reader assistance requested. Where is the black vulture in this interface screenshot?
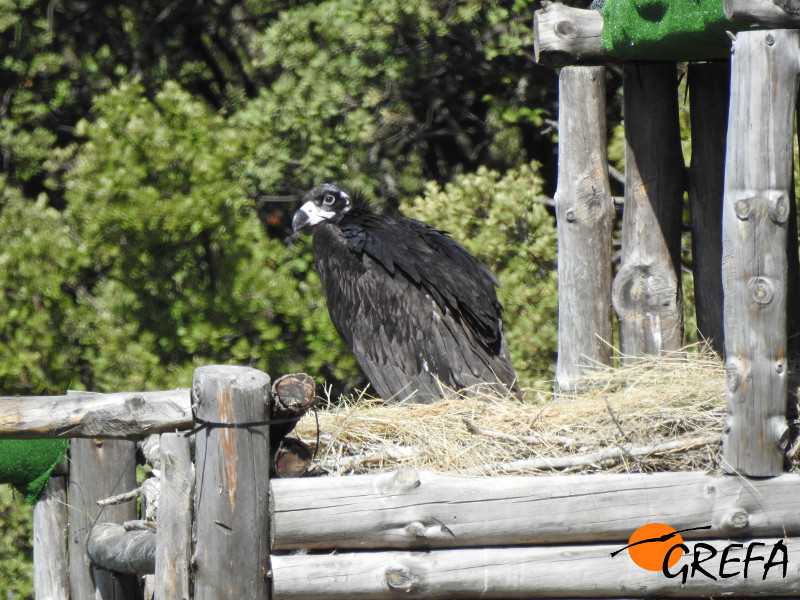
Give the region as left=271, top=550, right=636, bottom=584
left=292, top=183, right=521, bottom=404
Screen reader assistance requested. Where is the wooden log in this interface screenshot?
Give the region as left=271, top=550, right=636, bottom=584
left=193, top=365, right=271, bottom=600
left=87, top=522, right=156, bottom=575
left=272, top=538, right=800, bottom=599
left=68, top=438, right=138, bottom=599
left=271, top=469, right=800, bottom=551
left=33, top=474, right=69, bottom=599
left=0, top=388, right=192, bottom=439
left=611, top=62, right=685, bottom=362
left=273, top=437, right=313, bottom=478
left=270, top=373, right=316, bottom=446
left=687, top=61, right=729, bottom=354
left=724, top=0, right=800, bottom=26
left=721, top=29, right=799, bottom=476
left=154, top=432, right=194, bottom=600
left=533, top=2, right=605, bottom=66
left=553, top=66, right=615, bottom=393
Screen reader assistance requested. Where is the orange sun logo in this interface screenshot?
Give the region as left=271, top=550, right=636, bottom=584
left=625, top=523, right=685, bottom=571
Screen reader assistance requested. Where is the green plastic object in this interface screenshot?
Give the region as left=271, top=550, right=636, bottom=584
left=600, top=0, right=747, bottom=61
left=0, top=439, right=69, bottom=504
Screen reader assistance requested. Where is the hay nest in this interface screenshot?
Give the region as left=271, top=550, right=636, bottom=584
left=293, top=345, right=800, bottom=477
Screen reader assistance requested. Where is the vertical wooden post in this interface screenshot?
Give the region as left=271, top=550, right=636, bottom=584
left=193, top=365, right=271, bottom=599
left=554, top=66, right=615, bottom=392
left=68, top=438, right=138, bottom=599
left=33, top=473, right=69, bottom=599
left=687, top=61, right=729, bottom=355
left=721, top=29, right=799, bottom=476
left=155, top=432, right=194, bottom=600
left=612, top=62, right=685, bottom=361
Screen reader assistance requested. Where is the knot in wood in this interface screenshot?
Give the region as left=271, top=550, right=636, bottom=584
left=747, top=276, right=774, bottom=305
left=765, top=33, right=775, bottom=46
left=767, top=193, right=789, bottom=224
left=723, top=509, right=749, bottom=529
left=390, top=467, right=421, bottom=491
left=725, top=362, right=741, bottom=393
left=564, top=207, right=577, bottom=222
left=385, top=566, right=420, bottom=592
left=554, top=20, right=576, bottom=38
left=734, top=197, right=755, bottom=221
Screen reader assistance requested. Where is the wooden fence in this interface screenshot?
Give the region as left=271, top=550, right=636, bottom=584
left=2, top=1, right=800, bottom=598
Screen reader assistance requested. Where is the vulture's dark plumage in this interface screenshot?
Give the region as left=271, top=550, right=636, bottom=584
left=292, top=183, right=520, bottom=403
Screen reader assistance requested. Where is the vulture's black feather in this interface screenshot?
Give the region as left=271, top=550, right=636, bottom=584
left=292, top=183, right=520, bottom=403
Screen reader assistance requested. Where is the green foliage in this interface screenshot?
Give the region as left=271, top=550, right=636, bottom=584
left=0, top=485, right=33, bottom=599
left=401, top=163, right=558, bottom=386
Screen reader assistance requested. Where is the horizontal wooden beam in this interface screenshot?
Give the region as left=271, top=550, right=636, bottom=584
left=271, top=468, right=800, bottom=551
left=87, top=523, right=156, bottom=575
left=272, top=537, right=800, bottom=599
left=724, top=0, right=800, bottom=27
left=533, top=2, right=606, bottom=66
left=0, top=389, right=192, bottom=439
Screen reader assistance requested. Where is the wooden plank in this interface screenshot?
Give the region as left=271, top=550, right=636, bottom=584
left=272, top=538, right=800, bottom=599
left=271, top=469, right=800, bottom=551
left=154, top=432, right=194, bottom=600
left=721, top=29, right=799, bottom=476
left=533, top=2, right=605, bottom=66
left=687, top=61, right=729, bottom=355
left=87, top=522, right=156, bottom=575
left=193, top=365, right=271, bottom=600
left=553, top=66, right=615, bottom=392
left=724, top=0, right=800, bottom=26
left=33, top=474, right=69, bottom=599
left=68, top=438, right=138, bottom=599
left=612, top=62, right=685, bottom=362
left=0, top=389, right=192, bottom=439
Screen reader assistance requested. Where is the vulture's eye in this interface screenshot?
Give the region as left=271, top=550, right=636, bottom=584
left=322, top=194, right=336, bottom=206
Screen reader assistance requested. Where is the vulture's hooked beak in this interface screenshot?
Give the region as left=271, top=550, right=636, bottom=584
left=291, top=201, right=335, bottom=233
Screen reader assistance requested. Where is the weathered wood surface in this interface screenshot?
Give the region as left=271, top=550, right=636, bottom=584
left=271, top=468, right=800, bottom=551
left=155, top=432, right=194, bottom=600
left=270, top=373, right=316, bottom=447
left=554, top=66, right=614, bottom=393
left=193, top=365, right=271, bottom=600
left=612, top=62, right=685, bottom=362
left=33, top=474, right=69, bottom=599
left=721, top=29, right=799, bottom=477
left=68, top=438, right=138, bottom=599
left=272, top=538, right=800, bottom=599
left=724, top=0, right=800, bottom=26
left=687, top=61, right=728, bottom=355
left=533, top=2, right=605, bottom=66
left=274, top=437, right=313, bottom=478
left=0, top=388, right=192, bottom=438
left=87, top=522, right=156, bottom=575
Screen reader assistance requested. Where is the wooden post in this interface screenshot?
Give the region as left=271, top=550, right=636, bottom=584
left=68, top=438, right=138, bottom=599
left=155, top=432, right=194, bottom=600
left=554, top=66, right=615, bottom=392
left=724, top=0, right=800, bottom=26
left=612, top=62, right=685, bottom=361
left=687, top=61, right=729, bottom=354
left=33, top=473, right=69, bottom=599
left=721, top=29, right=799, bottom=476
left=193, top=365, right=271, bottom=599
left=87, top=523, right=156, bottom=574
left=533, top=2, right=605, bottom=66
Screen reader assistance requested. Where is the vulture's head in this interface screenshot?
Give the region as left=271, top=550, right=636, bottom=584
left=292, top=183, right=352, bottom=233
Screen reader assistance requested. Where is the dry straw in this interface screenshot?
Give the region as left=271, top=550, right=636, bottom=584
left=293, top=344, right=799, bottom=477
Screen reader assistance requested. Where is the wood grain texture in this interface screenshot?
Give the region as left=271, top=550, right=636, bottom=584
left=33, top=474, right=69, bottom=599
left=612, top=62, right=685, bottom=361
left=554, top=66, right=615, bottom=392
left=533, top=2, right=605, bottom=66
left=193, top=365, right=271, bottom=600
left=155, top=432, right=194, bottom=600
left=87, top=522, right=156, bottom=575
left=724, top=0, right=800, bottom=26
left=0, top=389, right=192, bottom=439
left=721, top=29, right=799, bottom=475
left=272, top=538, right=800, bottom=599
left=271, top=469, right=800, bottom=551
